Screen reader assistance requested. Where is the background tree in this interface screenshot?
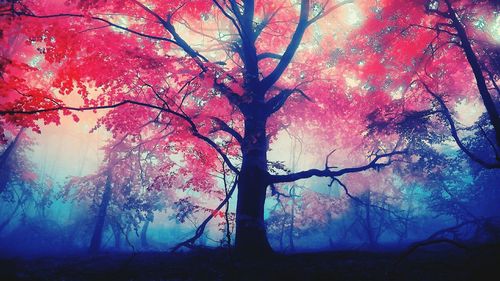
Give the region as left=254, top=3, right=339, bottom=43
left=0, top=128, right=51, bottom=234
left=63, top=133, right=172, bottom=252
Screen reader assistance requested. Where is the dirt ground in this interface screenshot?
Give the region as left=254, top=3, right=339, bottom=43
left=1, top=243, right=499, bottom=281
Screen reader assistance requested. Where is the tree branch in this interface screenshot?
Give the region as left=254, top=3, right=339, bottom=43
left=5, top=10, right=179, bottom=46
left=0, top=100, right=241, bottom=174
left=130, top=0, right=209, bottom=68
left=212, top=0, right=243, bottom=38
left=210, top=117, right=243, bottom=145
left=265, top=88, right=312, bottom=115
left=420, top=81, right=500, bottom=169
left=269, top=149, right=407, bottom=184
left=171, top=176, right=238, bottom=252
left=259, top=0, right=310, bottom=93
left=395, top=239, right=468, bottom=266
left=257, top=52, right=283, bottom=61
left=331, top=178, right=404, bottom=220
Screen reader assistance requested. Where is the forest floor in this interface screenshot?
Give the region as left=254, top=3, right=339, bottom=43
left=1, top=243, right=499, bottom=281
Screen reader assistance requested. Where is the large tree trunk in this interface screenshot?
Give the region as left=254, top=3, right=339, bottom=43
left=235, top=108, right=273, bottom=255
left=88, top=170, right=112, bottom=253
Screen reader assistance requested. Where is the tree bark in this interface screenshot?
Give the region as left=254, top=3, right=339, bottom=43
left=88, top=170, right=112, bottom=253
left=235, top=107, right=273, bottom=255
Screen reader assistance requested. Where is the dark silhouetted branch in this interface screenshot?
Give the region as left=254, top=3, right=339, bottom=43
left=257, top=52, right=283, bottom=61
left=266, top=88, right=312, bottom=115
left=171, top=176, right=238, bottom=252
left=4, top=9, right=179, bottom=46
left=210, top=117, right=243, bottom=144
left=269, top=149, right=406, bottom=184
left=395, top=239, right=468, bottom=266
left=260, top=0, right=310, bottom=93
left=0, top=99, right=241, bottom=174
left=421, top=81, right=500, bottom=169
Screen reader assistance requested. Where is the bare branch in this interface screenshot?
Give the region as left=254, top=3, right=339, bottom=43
left=171, top=176, right=238, bottom=252
left=403, top=23, right=458, bottom=38
left=395, top=239, right=468, bottom=266
left=212, top=0, right=243, bottom=38
left=325, top=149, right=337, bottom=170
left=210, top=117, right=243, bottom=144
left=265, top=88, right=312, bottom=115
left=330, top=178, right=404, bottom=219
left=269, top=149, right=407, bottom=184
left=257, top=52, right=283, bottom=61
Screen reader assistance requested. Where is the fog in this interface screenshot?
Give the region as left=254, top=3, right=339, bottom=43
left=1, top=119, right=499, bottom=258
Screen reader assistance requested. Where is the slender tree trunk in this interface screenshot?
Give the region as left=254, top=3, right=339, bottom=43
left=329, top=237, right=334, bottom=249
left=0, top=198, right=22, bottom=234
left=114, top=229, right=121, bottom=249
left=0, top=128, right=23, bottom=168
left=222, top=165, right=232, bottom=248
left=141, top=220, right=149, bottom=248
left=289, top=186, right=295, bottom=252
left=279, top=217, right=285, bottom=251
left=235, top=108, right=273, bottom=255
left=399, top=212, right=410, bottom=244
left=111, top=222, right=121, bottom=249
left=0, top=128, right=24, bottom=193
left=88, top=170, right=112, bottom=253
left=365, top=191, right=376, bottom=247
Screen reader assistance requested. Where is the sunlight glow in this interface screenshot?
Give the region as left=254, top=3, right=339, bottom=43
left=343, top=4, right=363, bottom=27
left=390, top=86, right=404, bottom=100
left=455, top=99, right=484, bottom=127
left=111, top=15, right=130, bottom=33
left=345, top=74, right=361, bottom=88
left=490, top=13, right=500, bottom=43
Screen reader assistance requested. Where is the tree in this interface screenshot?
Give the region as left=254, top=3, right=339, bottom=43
left=0, top=0, right=413, bottom=255
left=63, top=133, right=172, bottom=252
left=0, top=128, right=49, bottom=234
